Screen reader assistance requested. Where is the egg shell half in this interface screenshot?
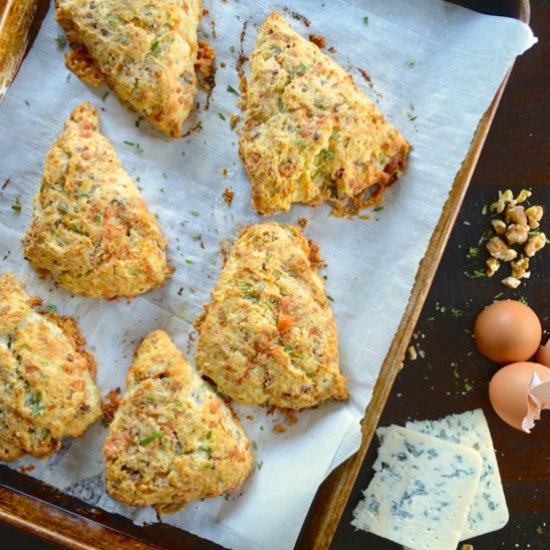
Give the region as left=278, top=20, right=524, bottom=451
left=489, top=362, right=550, bottom=431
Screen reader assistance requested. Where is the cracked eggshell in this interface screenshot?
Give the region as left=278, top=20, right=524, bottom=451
left=489, top=362, right=550, bottom=432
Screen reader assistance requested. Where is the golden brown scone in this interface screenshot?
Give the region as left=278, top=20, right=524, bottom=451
left=103, top=330, right=253, bottom=513
left=23, top=102, right=172, bottom=300
left=239, top=13, right=411, bottom=216
left=55, top=0, right=202, bottom=137
left=195, top=223, right=348, bottom=409
left=0, top=272, right=101, bottom=462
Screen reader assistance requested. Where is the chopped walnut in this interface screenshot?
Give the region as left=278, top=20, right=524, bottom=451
left=502, top=276, right=521, bottom=289
left=407, top=345, right=417, bottom=361
left=505, top=223, right=529, bottom=245
left=486, top=257, right=500, bottom=277
left=486, top=236, right=517, bottom=262
left=524, top=232, right=547, bottom=257
left=515, top=189, right=532, bottom=204
left=511, top=257, right=530, bottom=279
left=504, top=205, right=527, bottom=225
left=525, top=205, right=543, bottom=229
left=490, top=189, right=515, bottom=213
left=491, top=219, right=507, bottom=235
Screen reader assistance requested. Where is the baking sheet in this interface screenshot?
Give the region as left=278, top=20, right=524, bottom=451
left=0, top=1, right=535, bottom=549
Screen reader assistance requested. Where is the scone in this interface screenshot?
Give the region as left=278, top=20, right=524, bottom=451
left=56, top=0, right=202, bottom=137
left=103, top=330, right=253, bottom=512
left=23, top=102, right=172, bottom=300
left=0, top=272, right=101, bottom=461
left=195, top=222, right=348, bottom=409
left=239, top=13, right=411, bottom=215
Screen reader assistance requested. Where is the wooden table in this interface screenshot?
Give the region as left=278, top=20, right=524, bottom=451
left=2, top=0, right=549, bottom=548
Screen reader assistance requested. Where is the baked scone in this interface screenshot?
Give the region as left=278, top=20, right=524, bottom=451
left=103, top=330, right=253, bottom=513
left=195, top=223, right=348, bottom=409
left=55, top=0, right=202, bottom=137
left=23, top=102, right=172, bottom=300
left=239, top=13, right=411, bottom=215
left=0, top=272, right=101, bottom=461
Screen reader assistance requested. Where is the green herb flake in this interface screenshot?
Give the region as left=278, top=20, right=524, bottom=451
left=185, top=258, right=194, bottom=264
left=285, top=347, right=305, bottom=360
left=45, top=304, right=57, bottom=313
left=363, top=16, right=369, bottom=25
left=257, top=459, right=264, bottom=471
left=55, top=35, right=67, bottom=49
left=406, top=59, right=416, bottom=67
left=57, top=202, right=69, bottom=214
left=218, top=112, right=226, bottom=121
left=518, top=296, right=528, bottom=305
left=467, top=246, right=479, bottom=258
left=277, top=97, right=286, bottom=113
left=150, top=40, right=161, bottom=57
left=11, top=200, right=21, bottom=212
left=373, top=206, right=384, bottom=212
left=327, top=294, right=335, bottom=302
left=200, top=444, right=212, bottom=453
left=465, top=269, right=485, bottom=279
left=192, top=233, right=202, bottom=241
left=293, top=136, right=306, bottom=148
left=252, top=441, right=258, bottom=451
left=481, top=204, right=488, bottom=215
left=494, top=292, right=504, bottom=300
left=124, top=140, right=135, bottom=147
left=408, top=113, right=417, bottom=121
left=190, top=210, right=200, bottom=217
left=321, top=148, right=334, bottom=161
left=292, top=62, right=311, bottom=77
left=140, top=431, right=163, bottom=445
left=227, top=85, right=239, bottom=95
left=30, top=391, right=44, bottom=416
left=409, top=101, right=415, bottom=111
left=94, top=214, right=102, bottom=223
left=206, top=430, right=212, bottom=439
left=101, top=91, right=109, bottom=102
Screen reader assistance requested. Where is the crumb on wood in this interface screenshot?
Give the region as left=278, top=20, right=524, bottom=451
left=298, top=217, right=308, bottom=229
left=308, top=239, right=325, bottom=269
left=195, top=40, right=216, bottom=91
left=273, top=424, right=286, bottom=434
left=407, top=345, right=417, bottom=361
left=308, top=34, right=326, bottom=49
left=101, top=388, right=122, bottom=425
left=223, top=186, right=234, bottom=206
left=221, top=167, right=228, bottom=178
left=229, top=114, right=241, bottom=130
left=19, top=465, right=36, bottom=474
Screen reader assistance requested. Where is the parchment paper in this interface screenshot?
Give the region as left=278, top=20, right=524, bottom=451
left=0, top=1, right=535, bottom=549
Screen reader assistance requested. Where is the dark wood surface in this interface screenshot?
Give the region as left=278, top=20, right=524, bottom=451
left=1, top=0, right=549, bottom=549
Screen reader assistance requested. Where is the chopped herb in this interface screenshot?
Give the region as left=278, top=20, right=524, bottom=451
left=408, top=113, right=417, bottom=121
left=227, top=85, right=239, bottom=95
left=95, top=214, right=102, bottom=223
left=206, top=430, right=212, bottom=439
left=252, top=441, right=258, bottom=451
left=150, top=40, right=161, bottom=56
left=327, top=294, right=335, bottom=302
left=406, top=59, right=416, bottom=67
left=321, top=148, right=334, bottom=161
left=292, top=62, right=311, bottom=76
left=44, top=304, right=57, bottom=313
left=160, top=187, right=165, bottom=193
left=66, top=73, right=72, bottom=82
left=24, top=100, right=30, bottom=107
left=518, top=296, right=528, bottom=305
left=239, top=283, right=252, bottom=291
left=140, top=431, right=163, bottom=445
left=146, top=397, right=154, bottom=404
left=528, top=230, right=541, bottom=236
left=191, top=210, right=200, bottom=217
left=218, top=112, right=226, bottom=121
left=467, top=246, right=479, bottom=258
left=257, top=459, right=264, bottom=471
left=374, top=206, right=384, bottom=212
left=30, top=391, right=44, bottom=416
left=285, top=347, right=305, bottom=360
left=277, top=97, right=286, bottom=113
left=55, top=34, right=67, bottom=48
left=101, top=91, right=109, bottom=102
left=494, top=292, right=504, bottom=300
left=11, top=200, right=21, bottom=212
left=465, top=269, right=485, bottom=279
left=313, top=98, right=325, bottom=109
left=363, top=16, right=369, bottom=25
left=293, top=136, right=306, bottom=147
left=481, top=204, right=488, bottom=215
left=185, top=258, right=194, bottom=264
left=57, top=202, right=69, bottom=214
left=124, top=140, right=135, bottom=146
left=200, top=444, right=212, bottom=453
left=409, top=101, right=415, bottom=111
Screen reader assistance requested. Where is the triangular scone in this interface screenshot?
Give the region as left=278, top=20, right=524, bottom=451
left=239, top=13, right=411, bottom=215
left=0, top=272, right=101, bottom=461
left=56, top=0, right=202, bottom=137
left=104, top=330, right=253, bottom=512
left=23, top=102, right=172, bottom=299
left=196, top=223, right=348, bottom=409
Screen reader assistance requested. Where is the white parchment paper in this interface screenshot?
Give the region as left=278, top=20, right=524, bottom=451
left=0, top=1, right=535, bottom=549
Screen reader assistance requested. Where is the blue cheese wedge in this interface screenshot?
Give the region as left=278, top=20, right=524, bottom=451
left=405, top=409, right=509, bottom=540
left=352, top=426, right=482, bottom=550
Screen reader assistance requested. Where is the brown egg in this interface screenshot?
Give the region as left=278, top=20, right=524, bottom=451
left=474, top=300, right=542, bottom=364
left=489, top=362, right=550, bottom=431
left=536, top=339, right=550, bottom=368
